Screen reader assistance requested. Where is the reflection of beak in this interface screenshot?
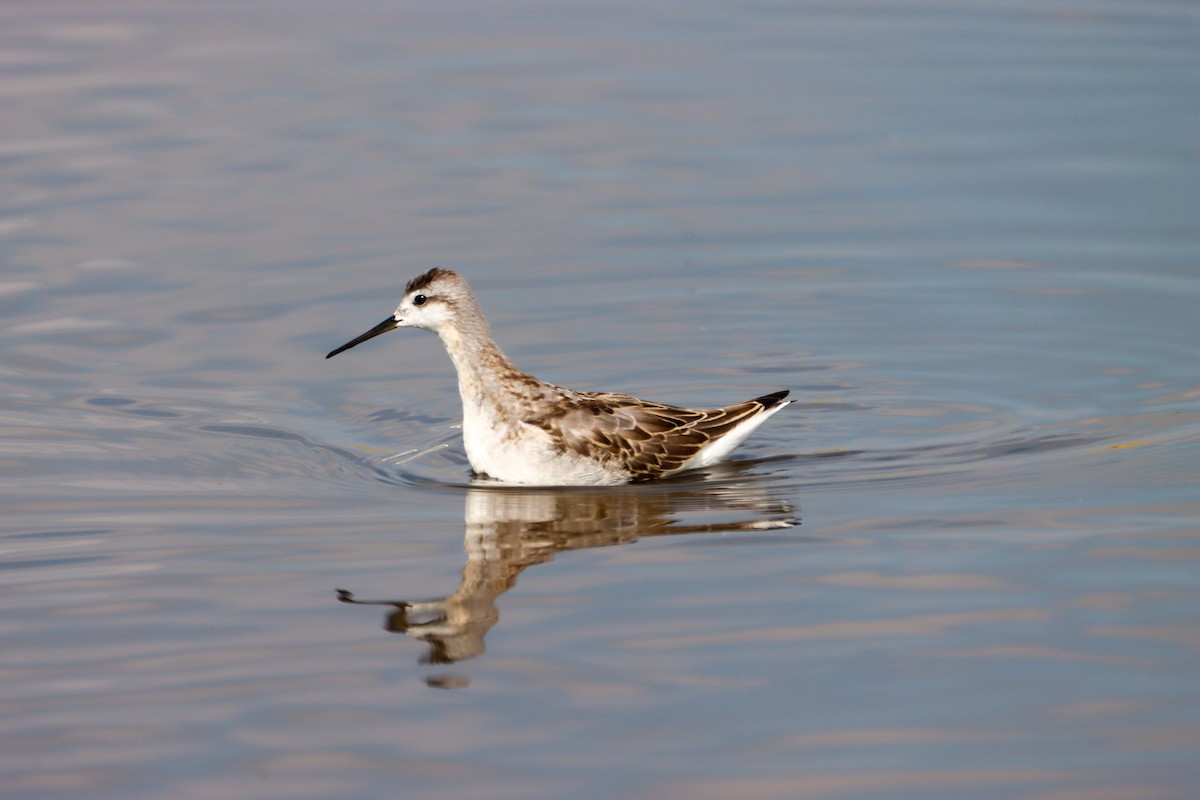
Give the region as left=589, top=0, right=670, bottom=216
left=326, top=317, right=399, bottom=359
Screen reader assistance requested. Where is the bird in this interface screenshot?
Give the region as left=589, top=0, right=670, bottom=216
left=326, top=268, right=791, bottom=486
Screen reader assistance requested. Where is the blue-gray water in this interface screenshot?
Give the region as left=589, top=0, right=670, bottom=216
left=4, top=2, right=1199, bottom=798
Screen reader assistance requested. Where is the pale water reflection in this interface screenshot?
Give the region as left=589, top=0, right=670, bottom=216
left=338, top=471, right=797, bottom=674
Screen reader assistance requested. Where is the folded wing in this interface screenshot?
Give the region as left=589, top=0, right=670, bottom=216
left=527, top=390, right=790, bottom=481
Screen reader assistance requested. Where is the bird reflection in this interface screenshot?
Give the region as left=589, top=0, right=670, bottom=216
left=337, top=463, right=797, bottom=672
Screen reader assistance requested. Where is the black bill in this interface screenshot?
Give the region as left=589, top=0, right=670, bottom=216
left=326, top=317, right=399, bottom=359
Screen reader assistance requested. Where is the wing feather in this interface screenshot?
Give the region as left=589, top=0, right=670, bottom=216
left=525, top=390, right=789, bottom=481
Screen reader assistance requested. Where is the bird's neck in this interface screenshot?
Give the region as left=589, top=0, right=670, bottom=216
left=438, top=314, right=540, bottom=415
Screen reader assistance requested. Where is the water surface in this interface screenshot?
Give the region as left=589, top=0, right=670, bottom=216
left=3, top=2, right=1199, bottom=798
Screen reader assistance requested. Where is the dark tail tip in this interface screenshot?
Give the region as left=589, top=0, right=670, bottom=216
left=754, top=389, right=791, bottom=407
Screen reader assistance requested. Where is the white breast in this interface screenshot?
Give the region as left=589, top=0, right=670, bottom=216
left=461, top=409, right=627, bottom=486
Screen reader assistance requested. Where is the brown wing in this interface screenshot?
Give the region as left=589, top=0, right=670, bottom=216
left=526, top=390, right=789, bottom=481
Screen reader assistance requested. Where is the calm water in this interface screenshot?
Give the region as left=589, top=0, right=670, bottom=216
left=4, top=1, right=1199, bottom=798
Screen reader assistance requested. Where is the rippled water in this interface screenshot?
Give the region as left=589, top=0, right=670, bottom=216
left=4, top=2, right=1199, bottom=798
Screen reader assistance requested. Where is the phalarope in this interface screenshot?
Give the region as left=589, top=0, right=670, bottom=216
left=327, top=268, right=791, bottom=486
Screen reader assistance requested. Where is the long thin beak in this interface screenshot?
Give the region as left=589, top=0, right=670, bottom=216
left=326, top=316, right=399, bottom=359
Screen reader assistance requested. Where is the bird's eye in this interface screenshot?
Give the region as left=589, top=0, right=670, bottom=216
left=413, top=294, right=427, bottom=306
